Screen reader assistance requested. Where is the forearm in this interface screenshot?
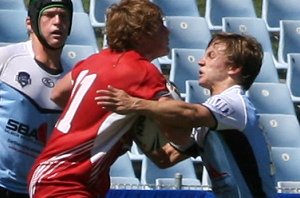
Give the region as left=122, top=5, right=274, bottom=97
left=132, top=98, right=205, bottom=128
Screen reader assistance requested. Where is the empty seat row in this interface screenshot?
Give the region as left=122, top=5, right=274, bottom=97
left=110, top=151, right=205, bottom=190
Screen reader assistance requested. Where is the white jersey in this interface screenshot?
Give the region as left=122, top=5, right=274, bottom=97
left=0, top=41, right=70, bottom=193
left=192, top=85, right=277, bottom=198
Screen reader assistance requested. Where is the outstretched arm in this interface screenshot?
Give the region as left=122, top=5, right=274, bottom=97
left=95, top=85, right=216, bottom=129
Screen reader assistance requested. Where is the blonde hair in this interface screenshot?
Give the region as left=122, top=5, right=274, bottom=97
left=105, top=0, right=164, bottom=52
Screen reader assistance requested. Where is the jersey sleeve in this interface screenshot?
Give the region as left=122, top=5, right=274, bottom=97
left=202, top=94, right=247, bottom=131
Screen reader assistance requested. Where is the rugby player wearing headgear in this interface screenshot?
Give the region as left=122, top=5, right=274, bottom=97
left=0, top=0, right=73, bottom=197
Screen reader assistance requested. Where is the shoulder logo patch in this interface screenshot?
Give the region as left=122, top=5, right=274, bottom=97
left=16, top=71, right=31, bottom=88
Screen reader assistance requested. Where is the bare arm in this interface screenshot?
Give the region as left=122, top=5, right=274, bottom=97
left=51, top=72, right=73, bottom=108
left=96, top=85, right=216, bottom=128
left=144, top=142, right=189, bottom=168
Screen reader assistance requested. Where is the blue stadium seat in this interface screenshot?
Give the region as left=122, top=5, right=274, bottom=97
left=246, top=82, right=296, bottom=115
left=89, top=0, right=120, bottom=28
left=258, top=114, right=300, bottom=147
left=128, top=142, right=145, bottom=162
left=185, top=80, right=210, bottom=104
left=169, top=48, right=205, bottom=95
left=222, top=17, right=283, bottom=69
left=271, top=147, right=300, bottom=183
left=151, top=0, right=200, bottom=17
left=0, top=10, right=28, bottom=45
left=66, top=12, right=99, bottom=52
left=205, top=0, right=257, bottom=31
left=61, top=44, right=97, bottom=68
left=0, top=0, right=26, bottom=10
left=286, top=53, right=300, bottom=103
left=110, top=152, right=140, bottom=188
left=71, top=0, right=85, bottom=12
left=255, top=52, right=280, bottom=83
left=262, top=0, right=300, bottom=32
left=277, top=20, right=300, bottom=68
left=110, top=152, right=138, bottom=178
left=140, top=156, right=198, bottom=188
left=159, top=16, right=211, bottom=64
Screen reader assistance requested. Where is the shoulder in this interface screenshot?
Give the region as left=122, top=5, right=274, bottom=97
left=203, top=86, right=248, bottom=131
left=0, top=41, right=30, bottom=61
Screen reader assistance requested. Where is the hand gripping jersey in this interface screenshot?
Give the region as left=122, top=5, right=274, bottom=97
left=0, top=41, right=70, bottom=193
left=28, top=49, right=168, bottom=198
left=192, top=85, right=277, bottom=198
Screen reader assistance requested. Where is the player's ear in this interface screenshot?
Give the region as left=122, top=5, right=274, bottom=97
left=26, top=17, right=33, bottom=33
left=228, top=65, right=242, bottom=75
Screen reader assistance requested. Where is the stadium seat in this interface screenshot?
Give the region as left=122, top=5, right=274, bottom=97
left=110, top=152, right=138, bottom=178
left=246, top=82, right=296, bottom=115
left=71, top=0, right=85, bottom=12
left=128, top=142, right=145, bottom=162
left=205, top=0, right=257, bottom=31
left=169, top=48, right=205, bottom=95
left=277, top=20, right=300, bottom=68
left=222, top=17, right=283, bottom=69
left=61, top=44, right=98, bottom=68
left=110, top=152, right=140, bottom=189
left=159, top=16, right=211, bottom=64
left=0, top=10, right=28, bottom=45
left=185, top=80, right=210, bottom=104
left=151, top=59, right=162, bottom=73
left=286, top=53, right=300, bottom=103
left=262, top=0, right=300, bottom=32
left=271, top=147, right=300, bottom=182
left=0, top=0, right=26, bottom=10
left=140, top=156, right=198, bottom=188
left=151, top=0, right=200, bottom=17
left=89, top=0, right=120, bottom=28
left=258, top=114, right=300, bottom=147
left=66, top=12, right=99, bottom=52
left=255, top=52, right=280, bottom=83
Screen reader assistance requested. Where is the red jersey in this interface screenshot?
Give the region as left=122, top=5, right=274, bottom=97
left=28, top=49, right=168, bottom=197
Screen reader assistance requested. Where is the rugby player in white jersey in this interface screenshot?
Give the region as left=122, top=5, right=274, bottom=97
left=0, top=0, right=73, bottom=197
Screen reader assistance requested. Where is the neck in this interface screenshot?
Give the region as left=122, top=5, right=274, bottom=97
left=31, top=37, right=63, bottom=70
left=210, top=81, right=237, bottom=96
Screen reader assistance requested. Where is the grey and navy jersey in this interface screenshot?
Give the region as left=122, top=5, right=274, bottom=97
left=0, top=41, right=70, bottom=193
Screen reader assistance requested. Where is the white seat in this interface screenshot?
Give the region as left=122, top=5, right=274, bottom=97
left=152, top=0, right=200, bottom=17
left=205, top=0, right=257, bottom=31
left=0, top=10, right=27, bottom=45
left=169, top=48, right=205, bottom=95
left=277, top=20, right=300, bottom=68
left=222, top=17, right=283, bottom=69
left=262, top=0, right=300, bottom=32
left=159, top=16, right=211, bottom=65
left=66, top=12, right=99, bottom=52
left=246, top=82, right=296, bottom=115
left=286, top=53, right=300, bottom=103
left=89, top=0, right=120, bottom=28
